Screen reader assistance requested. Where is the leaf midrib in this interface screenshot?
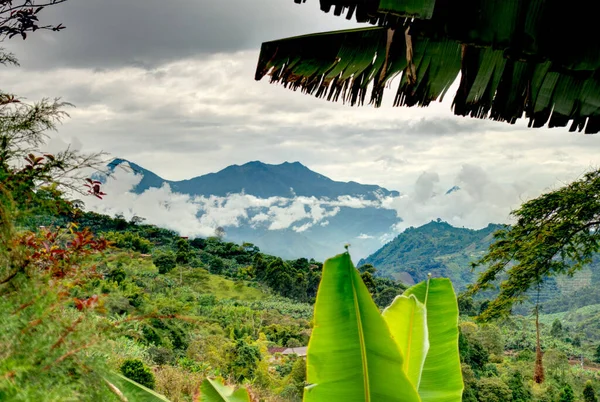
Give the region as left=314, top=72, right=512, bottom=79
left=351, top=265, right=370, bottom=402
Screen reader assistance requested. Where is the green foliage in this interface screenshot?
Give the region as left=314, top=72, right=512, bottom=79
left=120, top=359, right=156, bottom=390
left=507, top=370, right=531, bottom=402
left=476, top=377, right=513, bottom=402
left=199, top=377, right=250, bottom=402
left=471, top=169, right=600, bottom=320
left=153, top=251, right=177, bottom=274
left=305, top=252, right=462, bottom=401
left=175, top=238, right=192, bottom=264
left=106, top=231, right=152, bottom=253
left=228, top=339, right=261, bottom=382
left=558, top=384, right=575, bottom=402
left=585, top=382, right=599, bottom=402
left=105, top=372, right=170, bottom=402
left=551, top=319, right=564, bottom=338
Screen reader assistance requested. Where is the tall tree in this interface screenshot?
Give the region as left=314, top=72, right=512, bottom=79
left=468, top=169, right=600, bottom=321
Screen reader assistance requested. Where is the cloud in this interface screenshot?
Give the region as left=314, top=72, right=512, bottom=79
left=3, top=0, right=353, bottom=69
left=82, top=159, right=552, bottom=242
left=357, top=233, right=375, bottom=239
left=83, top=165, right=397, bottom=238
left=383, top=164, right=541, bottom=231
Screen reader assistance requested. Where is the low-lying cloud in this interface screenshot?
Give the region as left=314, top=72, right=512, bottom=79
left=81, top=161, right=551, bottom=249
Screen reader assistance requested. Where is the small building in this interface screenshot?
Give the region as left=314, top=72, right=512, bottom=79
left=268, top=346, right=308, bottom=361
left=281, top=347, right=308, bottom=358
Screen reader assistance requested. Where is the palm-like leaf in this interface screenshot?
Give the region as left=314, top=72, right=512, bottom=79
left=258, top=1, right=600, bottom=133
left=304, top=252, right=420, bottom=402
left=382, top=294, right=429, bottom=390
left=403, top=279, right=462, bottom=402
left=199, top=378, right=251, bottom=402
left=104, top=372, right=170, bottom=402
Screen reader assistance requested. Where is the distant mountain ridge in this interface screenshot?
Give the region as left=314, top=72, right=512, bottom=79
left=109, top=158, right=399, bottom=200
left=105, top=158, right=402, bottom=261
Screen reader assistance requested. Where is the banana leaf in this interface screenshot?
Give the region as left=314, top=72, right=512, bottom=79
left=382, top=294, right=429, bottom=390
left=256, top=18, right=600, bottom=133
left=104, top=372, right=170, bottom=402
left=289, top=0, right=600, bottom=72
left=403, top=279, right=462, bottom=402
left=304, top=252, right=420, bottom=402
left=256, top=27, right=460, bottom=109
left=199, top=378, right=250, bottom=402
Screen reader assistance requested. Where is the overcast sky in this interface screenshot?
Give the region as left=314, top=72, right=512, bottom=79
left=3, top=0, right=600, bottom=230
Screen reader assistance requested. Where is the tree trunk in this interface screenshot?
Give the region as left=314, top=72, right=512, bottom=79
left=533, top=305, right=545, bottom=383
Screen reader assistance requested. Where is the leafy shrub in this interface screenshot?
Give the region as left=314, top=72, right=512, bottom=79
left=228, top=339, right=261, bottom=382
left=106, top=231, right=152, bottom=253
left=153, top=252, right=177, bottom=274
left=106, top=266, right=127, bottom=284
left=584, top=381, right=598, bottom=402
left=476, top=377, right=512, bottom=402
left=120, top=359, right=156, bottom=389
left=147, top=347, right=175, bottom=366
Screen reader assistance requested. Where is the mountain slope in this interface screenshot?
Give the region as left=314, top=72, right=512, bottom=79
left=358, top=221, right=504, bottom=289
left=105, top=159, right=402, bottom=261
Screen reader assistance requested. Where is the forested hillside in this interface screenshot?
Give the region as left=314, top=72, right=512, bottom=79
left=359, top=221, right=505, bottom=287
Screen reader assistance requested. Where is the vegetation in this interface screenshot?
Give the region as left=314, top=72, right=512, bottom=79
left=304, top=253, right=462, bottom=401
left=4, top=1, right=600, bottom=401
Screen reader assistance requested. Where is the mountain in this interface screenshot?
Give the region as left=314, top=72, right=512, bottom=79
left=358, top=221, right=505, bottom=289
left=109, top=158, right=399, bottom=200
left=106, top=159, right=402, bottom=261
left=359, top=220, right=600, bottom=310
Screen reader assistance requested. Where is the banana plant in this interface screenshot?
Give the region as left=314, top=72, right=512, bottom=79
left=104, top=372, right=170, bottom=401
left=105, top=252, right=462, bottom=402
left=199, top=378, right=251, bottom=402
left=104, top=375, right=251, bottom=402
left=304, top=252, right=462, bottom=402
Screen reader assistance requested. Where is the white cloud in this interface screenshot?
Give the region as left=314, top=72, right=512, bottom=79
left=357, top=233, right=375, bottom=239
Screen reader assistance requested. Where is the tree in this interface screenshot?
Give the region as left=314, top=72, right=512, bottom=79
left=358, top=263, right=376, bottom=274
left=214, top=226, right=226, bottom=240
left=255, top=1, right=600, bottom=133
left=0, top=0, right=68, bottom=41
left=558, top=384, right=575, bottom=402
left=175, top=237, right=191, bottom=264
left=120, top=359, right=155, bottom=390
left=594, top=344, right=600, bottom=364
left=584, top=381, right=598, bottom=402
left=551, top=319, right=564, bottom=338
left=476, top=377, right=512, bottom=402
left=360, top=271, right=377, bottom=294
left=470, top=170, right=600, bottom=321
left=507, top=370, right=531, bottom=402
left=153, top=251, right=176, bottom=274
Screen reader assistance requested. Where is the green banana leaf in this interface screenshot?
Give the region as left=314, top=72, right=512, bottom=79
left=404, top=279, right=463, bottom=402
left=199, top=378, right=250, bottom=402
left=304, top=252, right=420, bottom=402
left=382, top=294, right=429, bottom=390
left=104, top=372, right=170, bottom=402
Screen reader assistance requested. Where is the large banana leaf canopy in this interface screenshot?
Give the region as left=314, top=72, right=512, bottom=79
left=255, top=0, right=600, bottom=133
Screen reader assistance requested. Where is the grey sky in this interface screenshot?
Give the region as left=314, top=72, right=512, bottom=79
left=4, top=0, right=352, bottom=68
left=3, top=0, right=600, bottom=231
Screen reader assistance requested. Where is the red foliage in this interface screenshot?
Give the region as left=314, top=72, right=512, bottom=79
left=15, top=224, right=109, bottom=279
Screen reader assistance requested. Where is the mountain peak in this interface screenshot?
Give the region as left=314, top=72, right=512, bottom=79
left=107, top=159, right=399, bottom=200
